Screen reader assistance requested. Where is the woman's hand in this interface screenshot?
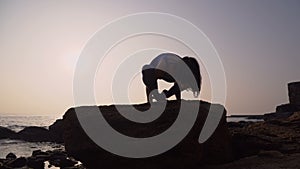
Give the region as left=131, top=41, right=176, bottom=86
left=155, top=91, right=166, bottom=102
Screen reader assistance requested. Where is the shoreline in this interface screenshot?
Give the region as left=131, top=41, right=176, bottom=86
left=1, top=112, right=300, bottom=169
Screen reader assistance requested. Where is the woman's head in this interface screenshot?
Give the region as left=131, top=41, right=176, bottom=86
left=182, top=56, right=201, bottom=97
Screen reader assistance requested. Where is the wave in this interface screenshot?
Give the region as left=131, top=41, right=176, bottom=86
left=0, top=116, right=58, bottom=132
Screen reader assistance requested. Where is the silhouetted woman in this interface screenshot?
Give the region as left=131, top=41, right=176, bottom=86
left=142, top=53, right=201, bottom=103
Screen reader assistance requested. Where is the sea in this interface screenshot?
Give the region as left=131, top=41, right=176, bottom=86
left=226, top=116, right=264, bottom=122
left=0, top=115, right=64, bottom=160
left=0, top=115, right=262, bottom=160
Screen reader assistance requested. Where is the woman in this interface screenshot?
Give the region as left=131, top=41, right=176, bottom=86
left=142, top=53, right=201, bottom=103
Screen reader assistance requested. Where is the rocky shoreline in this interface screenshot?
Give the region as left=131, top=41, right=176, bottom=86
left=1, top=110, right=299, bottom=169
left=0, top=81, right=300, bottom=169
left=1, top=111, right=300, bottom=169
left=0, top=149, right=86, bottom=169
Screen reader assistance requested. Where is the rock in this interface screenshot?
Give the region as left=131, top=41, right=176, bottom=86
left=263, top=111, right=295, bottom=121
left=6, top=157, right=27, bottom=168
left=16, top=126, right=51, bottom=142
left=288, top=81, right=300, bottom=105
left=5, top=153, right=16, bottom=160
left=203, top=153, right=300, bottom=169
left=0, top=165, right=12, bottom=169
left=258, top=150, right=284, bottom=158
left=231, top=132, right=279, bottom=158
left=49, top=157, right=77, bottom=168
left=63, top=164, right=86, bottom=169
left=49, top=150, right=67, bottom=160
left=0, top=120, right=64, bottom=143
left=0, top=127, right=16, bottom=139
left=275, top=104, right=300, bottom=113
left=27, top=157, right=45, bottom=169
left=32, top=150, right=49, bottom=157
left=263, top=81, right=300, bottom=122
left=227, top=121, right=250, bottom=128
left=49, top=119, right=64, bottom=143
left=63, top=100, right=234, bottom=169
left=287, top=111, right=300, bottom=122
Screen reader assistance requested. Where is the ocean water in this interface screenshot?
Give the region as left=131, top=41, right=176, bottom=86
left=0, top=115, right=60, bottom=132
left=0, top=116, right=63, bottom=159
left=227, top=117, right=264, bottom=122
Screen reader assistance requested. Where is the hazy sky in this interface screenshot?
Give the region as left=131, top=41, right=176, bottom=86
left=1, top=0, right=300, bottom=116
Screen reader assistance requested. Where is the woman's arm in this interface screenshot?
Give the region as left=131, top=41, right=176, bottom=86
left=163, top=83, right=181, bottom=100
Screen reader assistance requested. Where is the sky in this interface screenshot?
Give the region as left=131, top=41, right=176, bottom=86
left=0, top=0, right=300, bottom=117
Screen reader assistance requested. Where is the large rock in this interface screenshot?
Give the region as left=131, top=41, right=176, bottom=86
left=5, top=157, right=27, bottom=168
left=288, top=81, right=300, bottom=105
left=0, top=126, right=16, bottom=139
left=49, top=119, right=64, bottom=143
left=16, top=126, right=51, bottom=142
left=63, top=100, right=234, bottom=169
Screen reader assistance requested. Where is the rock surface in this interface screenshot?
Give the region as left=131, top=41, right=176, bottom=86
left=0, top=127, right=16, bottom=139
left=203, top=153, right=300, bottom=169
left=15, top=126, right=51, bottom=142
left=63, top=100, right=234, bottom=169
left=229, top=111, right=300, bottom=158
left=288, top=81, right=300, bottom=105
left=49, top=119, right=64, bottom=143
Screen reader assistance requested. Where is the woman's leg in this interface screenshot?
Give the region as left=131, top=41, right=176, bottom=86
left=146, top=87, right=153, bottom=103
left=142, top=69, right=158, bottom=103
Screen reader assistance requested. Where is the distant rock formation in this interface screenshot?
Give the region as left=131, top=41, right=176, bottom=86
left=0, top=120, right=64, bottom=143
left=229, top=81, right=300, bottom=159
left=229, top=111, right=300, bottom=159
left=63, top=100, right=234, bottom=169
left=288, top=81, right=300, bottom=105
left=0, top=126, right=16, bottom=139
left=264, top=81, right=300, bottom=121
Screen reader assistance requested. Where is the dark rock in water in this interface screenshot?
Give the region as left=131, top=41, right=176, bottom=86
left=48, top=149, right=67, bottom=159
left=49, top=157, right=77, bottom=168
left=0, top=127, right=16, bottom=139
left=32, top=150, right=50, bottom=157
left=2, top=150, right=80, bottom=169
left=6, top=157, right=27, bottom=168
left=5, top=153, right=17, bottom=160
left=288, top=81, right=300, bottom=105
left=63, top=164, right=86, bottom=169
left=27, top=157, right=45, bottom=169
left=16, top=126, right=51, bottom=142
left=49, top=119, right=64, bottom=143
left=63, top=100, right=234, bottom=169
left=28, top=150, right=77, bottom=169
left=0, top=122, right=64, bottom=143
